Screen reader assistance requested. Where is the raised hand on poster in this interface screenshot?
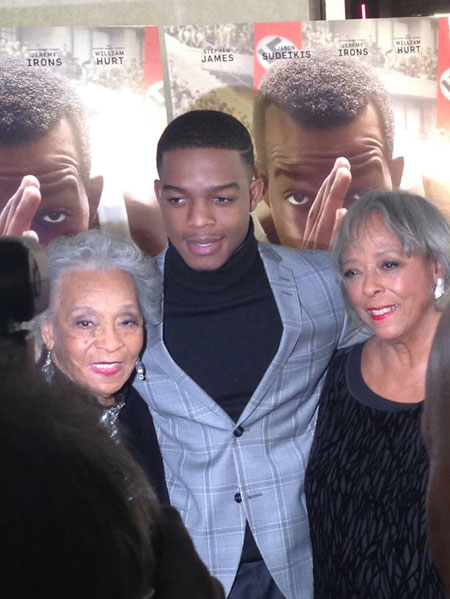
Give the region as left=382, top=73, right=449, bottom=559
left=0, top=176, right=41, bottom=242
left=301, top=157, right=351, bottom=250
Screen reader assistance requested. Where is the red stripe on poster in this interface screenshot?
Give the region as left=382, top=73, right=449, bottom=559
left=437, top=17, right=450, bottom=129
left=253, top=22, right=303, bottom=89
left=144, top=26, right=163, bottom=87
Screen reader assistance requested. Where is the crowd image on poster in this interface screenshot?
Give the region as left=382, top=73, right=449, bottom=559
left=162, top=23, right=254, bottom=131
left=0, top=26, right=167, bottom=255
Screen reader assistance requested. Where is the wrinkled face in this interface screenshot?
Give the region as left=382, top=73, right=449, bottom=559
left=155, top=148, right=262, bottom=270
left=342, top=214, right=441, bottom=343
left=260, top=103, right=402, bottom=248
left=41, top=269, right=144, bottom=404
left=0, top=119, right=98, bottom=245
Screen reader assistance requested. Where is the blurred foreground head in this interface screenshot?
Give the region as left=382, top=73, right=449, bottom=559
left=0, top=372, right=157, bottom=599
left=0, top=370, right=225, bottom=599
left=423, top=302, right=450, bottom=591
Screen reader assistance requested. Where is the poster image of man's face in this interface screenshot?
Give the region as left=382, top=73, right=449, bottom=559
left=257, top=103, right=404, bottom=250
left=0, top=119, right=102, bottom=246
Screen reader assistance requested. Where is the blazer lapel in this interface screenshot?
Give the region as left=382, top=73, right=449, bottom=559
left=238, top=244, right=303, bottom=422
left=145, top=319, right=236, bottom=424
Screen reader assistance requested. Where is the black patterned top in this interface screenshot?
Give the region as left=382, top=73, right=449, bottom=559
left=305, top=343, right=444, bottom=599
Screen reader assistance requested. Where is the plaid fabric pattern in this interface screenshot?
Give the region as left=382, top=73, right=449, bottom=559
left=136, top=244, right=352, bottom=598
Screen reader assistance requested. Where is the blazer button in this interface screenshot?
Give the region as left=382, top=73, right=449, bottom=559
left=234, top=425, right=244, bottom=437
left=234, top=492, right=242, bottom=503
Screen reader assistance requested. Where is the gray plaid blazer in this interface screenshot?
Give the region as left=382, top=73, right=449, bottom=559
left=136, top=243, right=353, bottom=598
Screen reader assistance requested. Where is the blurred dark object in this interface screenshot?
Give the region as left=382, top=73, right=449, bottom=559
left=346, top=0, right=450, bottom=18
left=0, top=236, right=49, bottom=370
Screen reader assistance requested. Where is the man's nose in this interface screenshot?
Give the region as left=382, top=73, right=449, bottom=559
left=187, top=199, right=215, bottom=227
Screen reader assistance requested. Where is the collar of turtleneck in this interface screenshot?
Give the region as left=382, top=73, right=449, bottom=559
left=164, top=219, right=265, bottom=308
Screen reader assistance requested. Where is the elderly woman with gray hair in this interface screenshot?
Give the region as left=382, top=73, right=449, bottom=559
left=35, top=229, right=169, bottom=503
left=305, top=190, right=449, bottom=598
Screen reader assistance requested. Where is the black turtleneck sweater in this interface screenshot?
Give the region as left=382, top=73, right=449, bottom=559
left=163, top=221, right=283, bottom=423
left=163, top=224, right=285, bottom=595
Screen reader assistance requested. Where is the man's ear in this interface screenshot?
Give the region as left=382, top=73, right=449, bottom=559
left=40, top=322, right=55, bottom=351
left=249, top=176, right=264, bottom=211
left=255, top=160, right=270, bottom=207
left=390, top=156, right=404, bottom=189
left=154, top=179, right=162, bottom=205
left=86, top=175, right=103, bottom=226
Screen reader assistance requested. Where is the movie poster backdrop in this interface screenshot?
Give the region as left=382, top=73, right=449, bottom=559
left=1, top=17, right=450, bottom=252
left=162, top=17, right=450, bottom=242
left=0, top=25, right=165, bottom=250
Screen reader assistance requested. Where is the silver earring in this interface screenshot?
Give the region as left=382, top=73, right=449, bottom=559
left=136, top=358, right=145, bottom=381
left=434, top=277, right=445, bottom=300
left=41, top=349, right=55, bottom=383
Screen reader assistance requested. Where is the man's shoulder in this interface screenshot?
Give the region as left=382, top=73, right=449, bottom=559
left=258, top=242, right=335, bottom=275
left=155, top=246, right=168, bottom=273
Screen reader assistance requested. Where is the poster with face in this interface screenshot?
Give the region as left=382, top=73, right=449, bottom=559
left=0, top=26, right=167, bottom=254
left=162, top=17, right=450, bottom=251
left=2, top=18, right=450, bottom=254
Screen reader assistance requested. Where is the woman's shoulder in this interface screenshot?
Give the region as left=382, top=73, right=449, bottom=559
left=326, top=342, right=364, bottom=380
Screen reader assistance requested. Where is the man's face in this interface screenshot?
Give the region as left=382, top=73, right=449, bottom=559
left=155, top=148, right=262, bottom=271
left=0, top=118, right=100, bottom=245
left=258, top=103, right=403, bottom=248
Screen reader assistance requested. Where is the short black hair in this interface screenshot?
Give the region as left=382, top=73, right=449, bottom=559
left=254, top=50, right=395, bottom=165
left=0, top=370, right=157, bottom=599
left=156, top=109, right=254, bottom=175
left=0, top=54, right=91, bottom=184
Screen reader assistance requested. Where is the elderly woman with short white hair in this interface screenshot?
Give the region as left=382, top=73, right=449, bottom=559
left=34, top=229, right=168, bottom=503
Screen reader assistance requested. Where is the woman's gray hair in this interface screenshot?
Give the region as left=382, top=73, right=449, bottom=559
left=332, top=190, right=450, bottom=324
left=34, top=229, right=162, bottom=345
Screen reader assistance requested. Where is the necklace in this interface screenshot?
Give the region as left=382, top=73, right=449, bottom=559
left=100, top=400, right=125, bottom=438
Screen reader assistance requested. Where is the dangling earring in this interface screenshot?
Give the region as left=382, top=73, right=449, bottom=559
left=434, top=277, right=445, bottom=300
left=136, top=358, right=146, bottom=381
left=41, top=349, right=55, bottom=383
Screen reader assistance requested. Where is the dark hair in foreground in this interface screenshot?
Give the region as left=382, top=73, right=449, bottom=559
left=156, top=109, right=254, bottom=175
left=254, top=50, right=395, bottom=164
left=423, top=302, right=450, bottom=461
left=332, top=190, right=450, bottom=323
left=0, top=54, right=91, bottom=183
left=0, top=372, right=158, bottom=599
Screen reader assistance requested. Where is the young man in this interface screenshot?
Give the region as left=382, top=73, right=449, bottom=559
left=136, top=110, right=357, bottom=599
left=253, top=50, right=404, bottom=250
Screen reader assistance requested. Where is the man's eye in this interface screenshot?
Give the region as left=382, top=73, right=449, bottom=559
left=213, top=196, right=232, bottom=204
left=167, top=197, right=187, bottom=206
left=41, top=211, right=68, bottom=224
left=286, top=193, right=312, bottom=207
